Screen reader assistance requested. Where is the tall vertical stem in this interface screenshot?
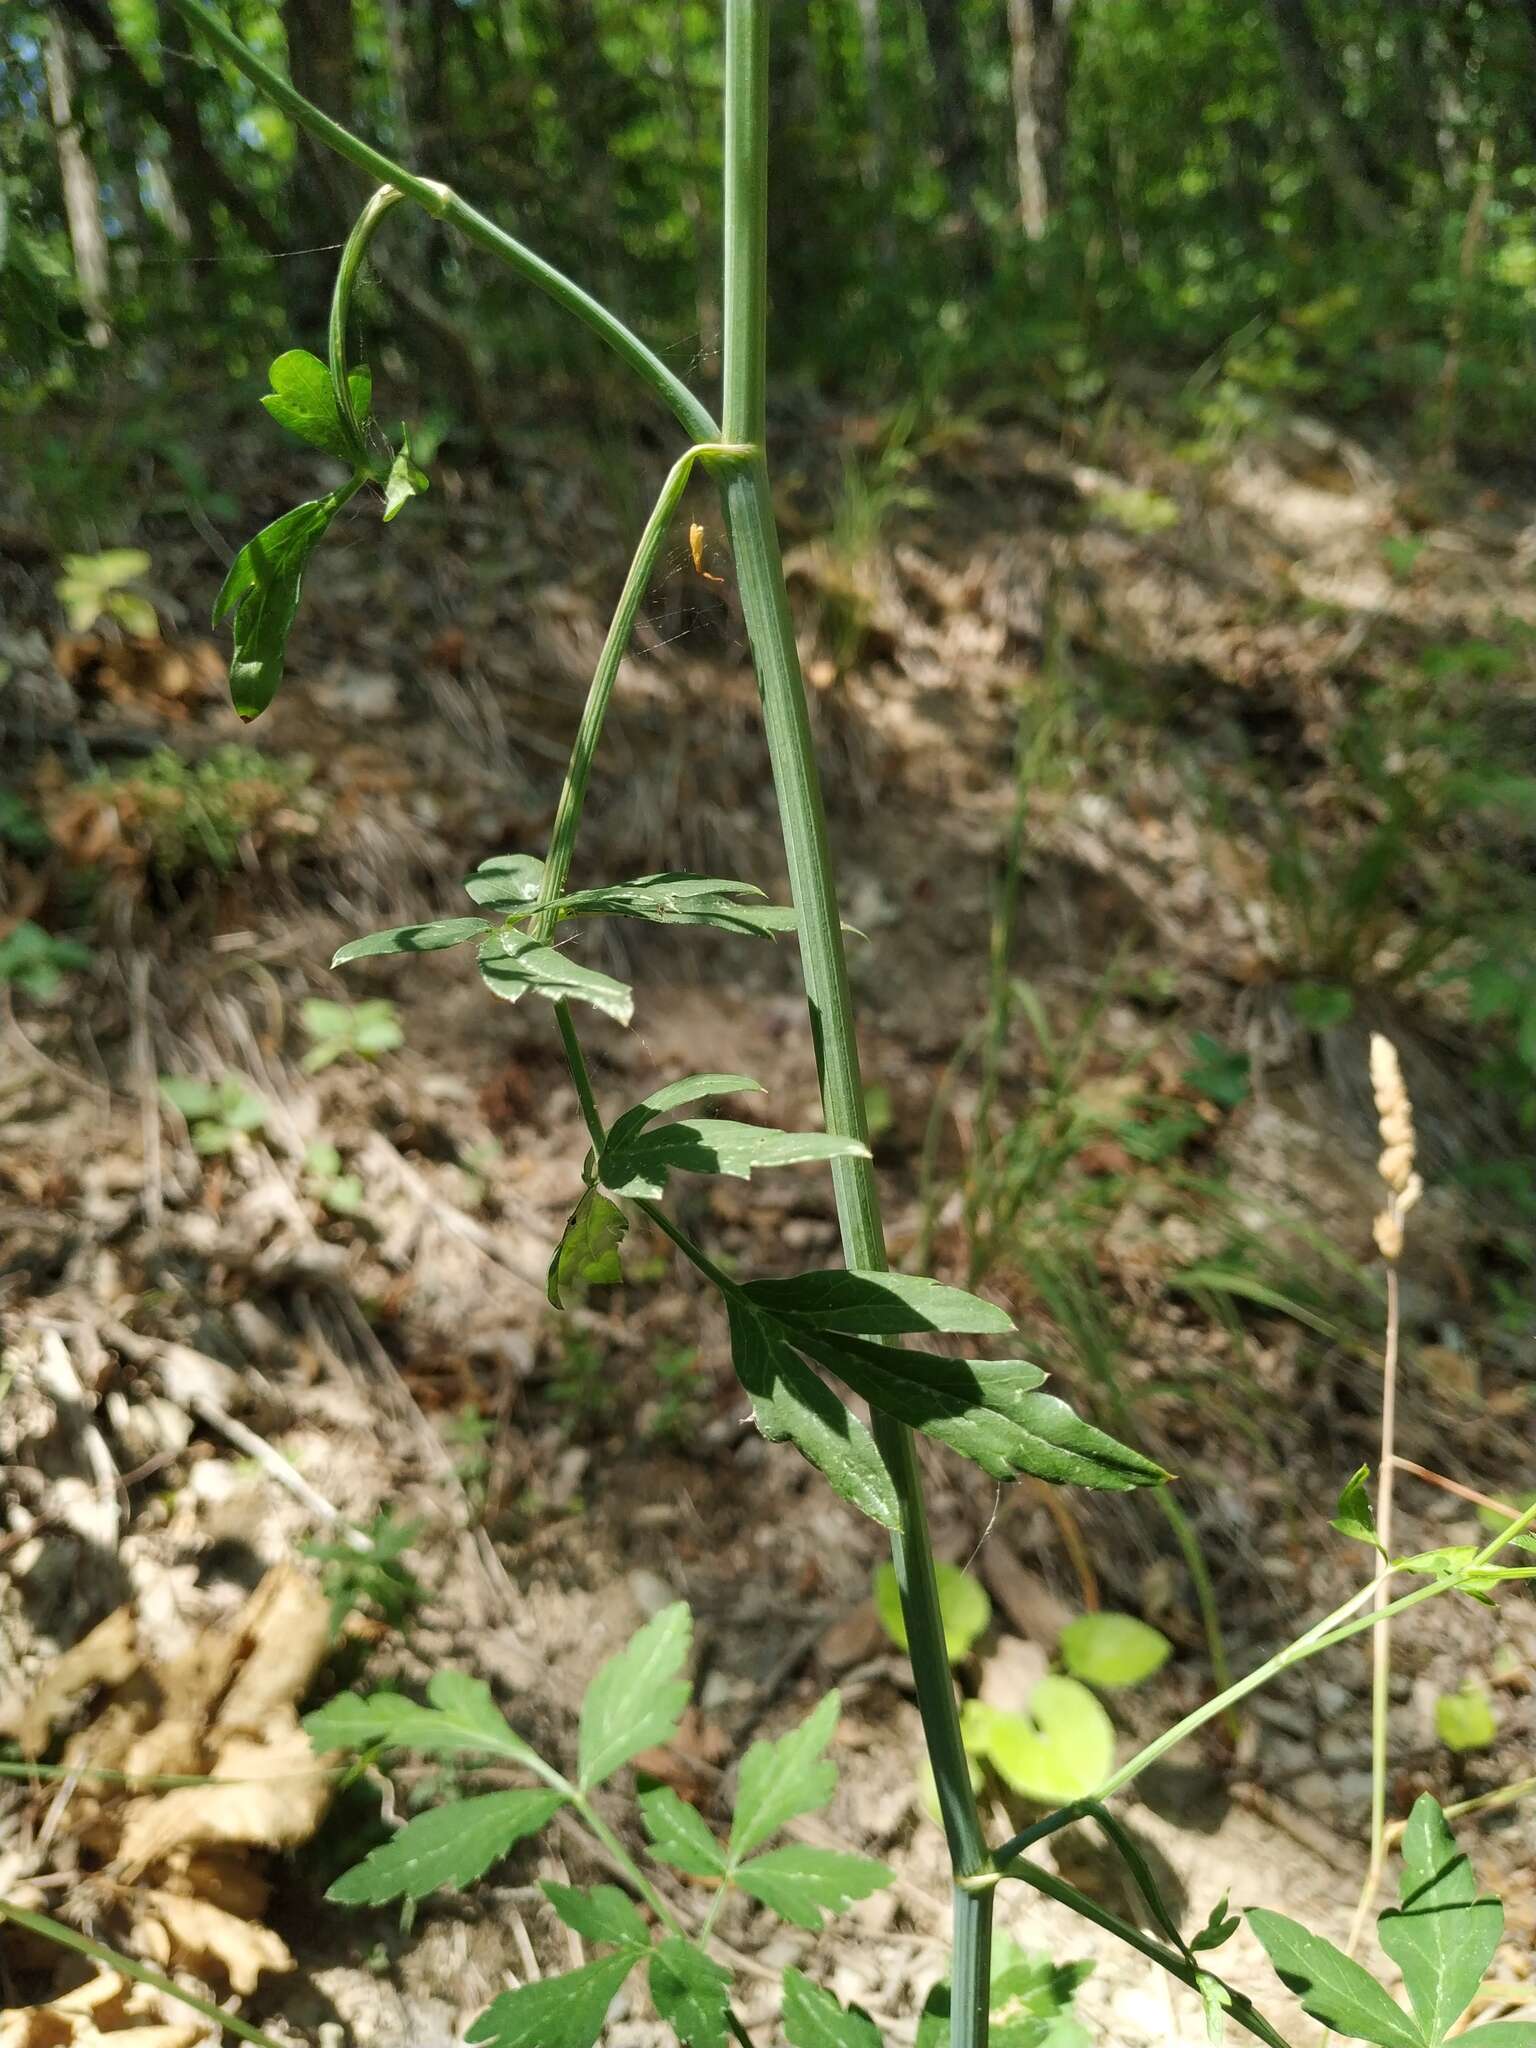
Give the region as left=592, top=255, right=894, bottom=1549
left=719, top=4, right=993, bottom=2036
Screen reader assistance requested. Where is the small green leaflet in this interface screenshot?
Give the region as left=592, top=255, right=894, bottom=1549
left=1392, top=1546, right=1536, bottom=1602
left=213, top=488, right=353, bottom=720
left=260, top=348, right=369, bottom=463
left=917, top=1941, right=1093, bottom=2048
left=333, top=916, right=491, bottom=966
left=577, top=1601, right=692, bottom=1790
left=480, top=930, right=634, bottom=1025
left=733, top=1845, right=893, bottom=1930
left=1197, top=1972, right=1233, bottom=2046
left=741, top=1268, right=1015, bottom=1336
left=726, top=1302, right=901, bottom=1531
left=1247, top=1910, right=1425, bottom=2048
left=647, top=1939, right=733, bottom=2048
left=1332, top=1465, right=1384, bottom=1554
left=601, top=1074, right=766, bottom=1159
left=541, top=1882, right=651, bottom=1954
left=466, top=853, right=548, bottom=908
left=1058, top=1611, right=1172, bottom=1689
left=781, top=1969, right=883, bottom=2048
left=598, top=1118, right=868, bottom=1200
left=1435, top=1682, right=1497, bottom=1753
left=548, top=1189, right=628, bottom=1308
left=303, top=1668, right=540, bottom=1767
left=729, top=1690, right=840, bottom=1861
left=383, top=426, right=429, bottom=521
left=1378, top=1795, right=1502, bottom=2045
left=639, top=1786, right=729, bottom=1878
left=1191, top=1894, right=1241, bottom=1953
left=468, top=1953, right=639, bottom=2048
left=547, top=872, right=796, bottom=939
left=873, top=1560, right=990, bottom=1662
left=327, top=1790, right=563, bottom=1903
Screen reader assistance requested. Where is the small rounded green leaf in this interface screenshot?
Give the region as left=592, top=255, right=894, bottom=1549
left=1059, top=1612, right=1172, bottom=1689
left=961, top=1678, right=1114, bottom=1803
left=1435, top=1682, right=1497, bottom=1753
left=873, top=1561, right=990, bottom=1663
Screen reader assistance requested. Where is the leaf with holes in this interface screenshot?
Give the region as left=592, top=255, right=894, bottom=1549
left=327, top=1790, right=563, bottom=1903
left=599, top=1118, right=868, bottom=1201
left=729, top=1690, right=840, bottom=1862
left=726, top=1302, right=900, bottom=1530
left=733, top=1845, right=893, bottom=1930
left=577, top=1602, right=691, bottom=1790
left=480, top=930, right=633, bottom=1025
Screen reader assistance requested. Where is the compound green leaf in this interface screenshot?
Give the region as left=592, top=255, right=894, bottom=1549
left=1380, top=1796, right=1501, bottom=2043
left=577, top=1602, right=691, bottom=1790
left=1332, top=1466, right=1384, bottom=1554
left=303, top=1669, right=542, bottom=1768
left=261, top=348, right=361, bottom=461
left=599, top=1118, right=868, bottom=1200
left=873, top=1561, right=990, bottom=1661
left=1247, top=1911, right=1422, bottom=2048
left=213, top=490, right=351, bottom=719
left=465, top=853, right=548, bottom=908
left=961, top=1680, right=1114, bottom=1803
left=333, top=917, right=491, bottom=966
left=733, top=1845, right=893, bottom=1930
left=638, top=1785, right=728, bottom=1878
left=1059, top=1612, right=1172, bottom=1689
left=647, top=1939, right=733, bottom=2048
left=327, top=1790, right=563, bottom=1903
left=548, top=1189, right=628, bottom=1308
left=781, top=1969, right=883, bottom=2048
left=726, top=1302, right=901, bottom=1530
left=556, top=871, right=795, bottom=939
left=742, top=1269, right=1014, bottom=1336
left=541, top=1882, right=652, bottom=1954
left=602, top=1074, right=766, bottom=1159
left=468, top=1954, right=639, bottom=2048
left=480, top=931, right=634, bottom=1025
left=729, top=1690, right=839, bottom=1862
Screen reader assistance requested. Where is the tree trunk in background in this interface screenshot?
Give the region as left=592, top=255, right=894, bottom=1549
left=44, top=10, right=110, bottom=345
left=1006, top=0, right=1074, bottom=239
left=1264, top=0, right=1392, bottom=233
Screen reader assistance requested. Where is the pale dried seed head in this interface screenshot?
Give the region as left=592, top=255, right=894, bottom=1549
left=1368, top=1032, right=1417, bottom=1196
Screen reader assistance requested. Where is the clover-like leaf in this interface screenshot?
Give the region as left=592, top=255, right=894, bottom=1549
left=480, top=930, right=634, bottom=1025
left=726, top=1301, right=901, bottom=1530
left=873, top=1560, right=990, bottom=1662
left=961, top=1680, right=1114, bottom=1803
left=213, top=488, right=353, bottom=719
left=577, top=1601, right=691, bottom=1790
left=327, top=1790, right=563, bottom=1903
left=548, top=1189, right=628, bottom=1308
left=733, top=1845, right=893, bottom=1930
left=729, top=1690, right=840, bottom=1862
left=1059, top=1611, right=1172, bottom=1689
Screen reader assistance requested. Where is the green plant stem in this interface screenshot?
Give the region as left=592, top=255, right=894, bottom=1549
left=997, top=1858, right=1294, bottom=2048
left=0, top=1898, right=291, bottom=2048
left=328, top=183, right=404, bottom=450
left=164, top=0, right=719, bottom=445
left=719, top=1, right=992, bottom=2038
left=1350, top=1257, right=1401, bottom=1957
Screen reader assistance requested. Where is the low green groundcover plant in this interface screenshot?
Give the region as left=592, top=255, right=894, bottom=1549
left=8, top=6, right=1532, bottom=2048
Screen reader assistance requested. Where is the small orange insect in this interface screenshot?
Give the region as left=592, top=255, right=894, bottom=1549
left=689, top=521, right=725, bottom=584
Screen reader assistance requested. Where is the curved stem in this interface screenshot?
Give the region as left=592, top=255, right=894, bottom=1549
left=328, top=183, right=405, bottom=455
left=164, top=0, right=720, bottom=445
